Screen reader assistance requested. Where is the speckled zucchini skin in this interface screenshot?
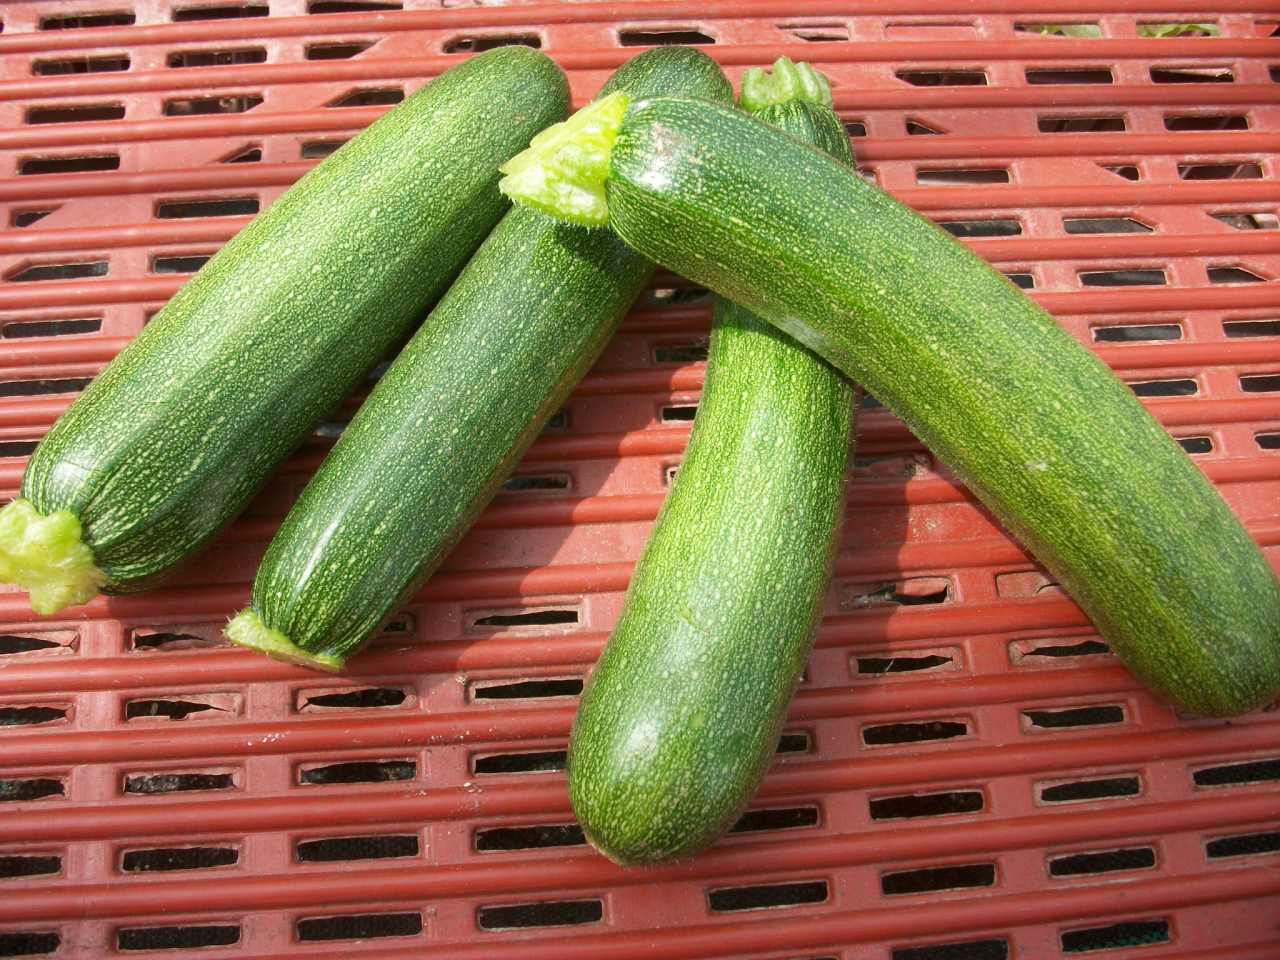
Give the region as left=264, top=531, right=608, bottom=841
left=568, top=100, right=856, bottom=866
left=21, top=46, right=569, bottom=593
left=236, top=48, right=733, bottom=666
left=601, top=96, right=1280, bottom=718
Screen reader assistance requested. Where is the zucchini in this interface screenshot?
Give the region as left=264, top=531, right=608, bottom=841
left=0, top=47, right=569, bottom=615
left=568, top=71, right=856, bottom=864
left=499, top=87, right=1280, bottom=717
left=225, top=47, right=732, bottom=670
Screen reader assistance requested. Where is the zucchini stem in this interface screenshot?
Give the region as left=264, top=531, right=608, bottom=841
left=0, top=499, right=105, bottom=615
left=738, top=57, right=834, bottom=113
left=225, top=609, right=343, bottom=672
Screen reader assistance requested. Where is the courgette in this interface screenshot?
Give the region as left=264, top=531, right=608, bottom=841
left=0, top=47, right=569, bottom=615
left=225, top=47, right=733, bottom=670
left=568, top=68, right=856, bottom=865
left=499, top=85, right=1280, bottom=717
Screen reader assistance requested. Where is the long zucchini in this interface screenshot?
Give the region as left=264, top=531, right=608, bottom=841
left=0, top=47, right=568, bottom=616
left=225, top=47, right=733, bottom=670
left=568, top=68, right=857, bottom=865
left=499, top=88, right=1280, bottom=717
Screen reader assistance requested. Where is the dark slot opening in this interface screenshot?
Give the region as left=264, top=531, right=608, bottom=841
left=124, top=771, right=234, bottom=794
left=1080, top=269, right=1166, bottom=287
left=648, top=285, right=709, bottom=305
left=0, top=377, right=91, bottom=396
left=443, top=35, right=541, bottom=54
left=41, top=12, right=135, bottom=28
left=1193, top=757, right=1280, bottom=787
left=1005, top=273, right=1036, bottom=289
left=871, top=791, right=985, bottom=821
left=129, top=631, right=214, bottom=651
left=897, top=70, right=986, bottom=86
left=299, top=759, right=416, bottom=785
left=1101, top=164, right=1140, bottom=180
left=730, top=805, right=820, bottom=833
left=380, top=615, right=415, bottom=637
left=1205, top=830, right=1280, bottom=859
left=881, top=862, right=995, bottom=895
left=153, top=255, right=210, bottom=274
left=473, top=609, right=578, bottom=628
left=1061, top=919, right=1169, bottom=953
left=619, top=29, right=714, bottom=46
left=475, top=824, right=584, bottom=851
left=301, top=688, right=407, bottom=710
left=843, top=579, right=949, bottom=607
left=1179, top=162, right=1263, bottom=180
left=893, top=939, right=1009, bottom=960
left=863, top=720, right=967, bottom=745
left=471, top=678, right=583, bottom=700
left=310, top=0, right=403, bottom=12
left=297, top=835, right=419, bottom=861
left=543, top=410, right=570, bottom=430
left=938, top=219, right=1022, bottom=237
left=174, top=4, right=268, bottom=20
left=906, top=118, right=944, bottom=135
left=9, top=261, right=107, bottom=284
left=1212, top=213, right=1278, bottom=231
left=165, top=95, right=263, bottom=116
left=26, top=104, right=125, bottom=124
left=118, top=925, right=240, bottom=951
left=661, top=404, right=699, bottom=421
left=1024, top=705, right=1125, bottom=729
left=330, top=88, right=405, bottom=108
left=307, top=42, right=376, bottom=60
left=168, top=48, right=266, bottom=68
left=0, top=932, right=60, bottom=957
left=12, top=211, right=55, bottom=228
left=156, top=197, right=259, bottom=219
left=1210, top=266, right=1266, bottom=283
left=845, top=120, right=868, bottom=137
left=1049, top=846, right=1155, bottom=876
left=1177, top=436, right=1213, bottom=454
left=776, top=731, right=812, bottom=754
left=33, top=56, right=130, bottom=76
left=121, top=846, right=238, bottom=872
left=1014, top=23, right=1100, bottom=37
left=783, top=24, right=850, bottom=42
left=1239, top=374, right=1280, bottom=393
left=1064, top=217, right=1151, bottom=235
left=125, top=699, right=217, bottom=721
left=1039, top=775, right=1140, bottom=803
left=0, top=633, right=61, bottom=653
left=0, top=855, right=61, bottom=879
left=472, top=750, right=566, bottom=774
left=1165, top=114, right=1248, bottom=131
left=1129, top=378, right=1196, bottom=397
left=708, top=880, right=827, bottom=912
left=0, top=706, right=66, bottom=727
left=1152, top=66, right=1233, bottom=83
left=0, top=779, right=64, bottom=802
left=302, top=140, right=348, bottom=159
left=479, top=899, right=603, bottom=929
left=1026, top=68, right=1112, bottom=84
left=917, top=168, right=1009, bottom=185
left=299, top=911, right=422, bottom=941
left=1257, top=433, right=1280, bottom=450
left=1038, top=116, right=1125, bottom=133
left=4, top=317, right=100, bottom=338
left=1093, top=324, right=1180, bottom=341
left=653, top=344, right=708, bottom=363
left=857, top=653, right=954, bottom=675
left=501, top=474, right=570, bottom=492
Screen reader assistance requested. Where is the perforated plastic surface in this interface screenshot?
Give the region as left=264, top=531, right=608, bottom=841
left=0, top=2, right=1278, bottom=957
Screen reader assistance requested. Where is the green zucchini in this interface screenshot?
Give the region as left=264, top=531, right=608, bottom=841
left=0, top=47, right=568, bottom=615
left=225, top=47, right=732, bottom=670
left=568, top=73, right=856, bottom=865
left=499, top=87, right=1280, bottom=718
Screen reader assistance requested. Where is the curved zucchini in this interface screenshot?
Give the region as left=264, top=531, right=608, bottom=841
left=499, top=91, right=1280, bottom=717
left=225, top=47, right=733, bottom=670
left=0, top=46, right=569, bottom=615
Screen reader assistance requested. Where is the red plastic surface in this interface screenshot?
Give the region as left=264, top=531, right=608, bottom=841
left=1, top=2, right=1278, bottom=957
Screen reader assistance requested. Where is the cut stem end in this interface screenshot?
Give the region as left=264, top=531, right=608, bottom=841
left=225, top=609, right=343, bottom=672
left=739, top=57, right=834, bottom=112
left=0, top=498, right=105, bottom=615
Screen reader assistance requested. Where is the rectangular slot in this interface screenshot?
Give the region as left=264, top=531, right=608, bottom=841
left=153, top=255, right=210, bottom=274
left=782, top=23, right=850, bottom=42
left=894, top=939, right=1009, bottom=960
left=1256, top=434, right=1280, bottom=450
left=653, top=343, right=709, bottom=364
left=776, top=731, right=812, bottom=754
left=1151, top=65, right=1233, bottom=83
left=906, top=118, right=944, bottom=135
left=870, top=791, right=984, bottom=820
left=0, top=442, right=39, bottom=458
left=118, top=925, right=240, bottom=951
left=0, top=933, right=60, bottom=956
left=0, top=705, right=68, bottom=727
left=309, top=0, right=402, bottom=11
left=33, top=56, right=130, bottom=76
left=854, top=649, right=959, bottom=677
left=1004, top=272, right=1035, bottom=289
left=0, top=377, right=91, bottom=397
left=298, top=759, right=416, bottom=785
left=1101, top=164, right=1140, bottom=180
left=1080, top=268, right=1167, bottom=287
left=731, top=805, right=820, bottom=834
left=41, top=12, right=135, bottom=28
left=661, top=404, right=698, bottom=422
left=619, top=29, right=714, bottom=46
left=1038, top=775, right=1140, bottom=804
left=307, top=42, right=376, bottom=60
left=543, top=410, right=569, bottom=430
left=1023, top=704, right=1125, bottom=730
left=1026, top=67, right=1112, bottom=84
left=443, top=35, right=541, bottom=54
left=1137, top=22, right=1218, bottom=37
left=479, top=899, right=603, bottom=929
left=708, top=880, right=827, bottom=912
left=1192, top=757, right=1280, bottom=787
left=1205, top=830, right=1280, bottom=859
left=156, top=197, right=259, bottom=219
left=0, top=778, right=64, bottom=802
left=938, top=219, right=1022, bottom=238
left=845, top=120, right=868, bottom=137
left=1038, top=116, right=1125, bottom=133
left=1015, top=22, right=1100, bottom=37
left=3, top=318, right=100, bottom=339
left=174, top=4, right=268, bottom=19
left=896, top=70, right=986, bottom=86
left=472, top=749, right=566, bottom=775
left=165, top=95, right=262, bottom=117
left=1179, top=162, right=1263, bottom=180
left=469, top=607, right=579, bottom=630
left=863, top=719, right=968, bottom=746
left=501, top=473, right=570, bottom=492
left=302, top=140, right=348, bottom=159
left=916, top=167, right=1009, bottom=185
left=121, top=846, right=238, bottom=873
left=841, top=578, right=949, bottom=609
left=296, top=835, right=418, bottom=862
left=330, top=89, right=405, bottom=108
left=1128, top=378, right=1196, bottom=397
left=128, top=627, right=219, bottom=652
left=1240, top=374, right=1280, bottom=393
left=1165, top=114, right=1248, bottom=131
left=1061, top=919, right=1169, bottom=953
left=12, top=210, right=55, bottom=228
left=1213, top=213, right=1279, bottom=231
left=1210, top=266, right=1266, bottom=284
left=297, top=913, right=421, bottom=941
left=168, top=48, right=266, bottom=68
left=27, top=104, right=125, bottom=125
left=468, top=677, right=583, bottom=701
left=0, top=854, right=61, bottom=879
left=881, top=862, right=995, bottom=896
left=296, top=687, right=409, bottom=712
left=995, top=570, right=1060, bottom=598
left=0, top=631, right=77, bottom=656
left=125, top=693, right=239, bottom=721
left=1177, top=436, right=1213, bottom=454
left=1093, top=323, right=1180, bottom=342
left=123, top=770, right=236, bottom=794
left=475, top=823, right=585, bottom=852
left=1049, top=846, right=1156, bottom=876
left=1064, top=217, right=1151, bottom=235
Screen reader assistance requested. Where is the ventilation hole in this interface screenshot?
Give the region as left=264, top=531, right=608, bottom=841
left=128, top=630, right=216, bottom=651
left=1193, top=757, right=1280, bottom=787
left=1165, top=114, right=1248, bottom=131
left=473, top=747, right=568, bottom=775
left=469, top=678, right=583, bottom=701
left=471, top=609, right=578, bottom=629
left=118, top=925, right=240, bottom=951
left=121, top=846, right=238, bottom=872
left=168, top=48, right=266, bottom=68
left=1012, top=638, right=1111, bottom=663
left=27, top=104, right=124, bottom=124
left=0, top=932, right=60, bottom=957
left=1063, top=217, right=1152, bottom=235
left=1240, top=374, right=1280, bottom=393
left=0, top=855, right=61, bottom=879
left=1178, top=436, right=1213, bottom=454
left=856, top=652, right=957, bottom=676
left=33, top=56, right=130, bottom=76
left=330, top=88, right=404, bottom=108
left=127, top=698, right=228, bottom=721
left=302, top=140, right=348, bottom=159
left=845, top=120, right=868, bottom=137
left=906, top=118, right=944, bottom=135
left=173, top=4, right=268, bottom=20
left=1093, top=323, right=1180, bottom=342
left=916, top=168, right=1010, bottom=185
left=1038, top=775, right=1141, bottom=803
left=1026, top=68, right=1113, bottom=84
left=1024, top=705, right=1125, bottom=730
left=1101, top=164, right=1140, bottom=180
left=298, top=688, right=407, bottom=710
left=994, top=571, right=1060, bottom=598
left=0, top=706, right=67, bottom=727
left=501, top=474, right=570, bottom=492
left=663, top=464, right=680, bottom=486
left=619, top=29, right=714, bottom=46
left=1061, top=919, right=1169, bottom=953
left=9, top=260, right=108, bottom=285
left=1080, top=269, right=1167, bottom=287
left=938, top=219, right=1022, bottom=238
left=1210, top=266, right=1266, bottom=283
left=776, top=731, right=812, bottom=754
left=782, top=23, right=850, bottom=42
left=123, top=771, right=235, bottom=794
left=297, top=835, right=418, bottom=862
left=841, top=578, right=949, bottom=608
left=0, top=442, right=37, bottom=461
left=1049, top=847, right=1155, bottom=876
left=475, top=824, right=584, bottom=852
left=659, top=404, right=698, bottom=422
left=0, top=377, right=91, bottom=398
left=1038, top=116, right=1125, bottom=133
left=1213, top=213, right=1279, bottom=230
left=443, top=34, right=541, bottom=54
left=863, top=720, right=967, bottom=746
left=380, top=615, right=415, bottom=638
left=41, top=12, right=135, bottom=28
left=0, top=633, right=69, bottom=654
left=0, top=779, right=64, bottom=803
left=1151, top=66, right=1234, bottom=84
left=165, top=95, right=263, bottom=117
left=647, top=285, right=708, bottom=305
left=1179, top=162, right=1263, bottom=180
left=479, top=899, right=603, bottom=930
left=1005, top=273, right=1035, bottom=289
left=299, top=759, right=416, bottom=785
left=153, top=255, right=210, bottom=274
left=543, top=410, right=569, bottom=430
left=1129, top=378, right=1196, bottom=397
left=3, top=317, right=100, bottom=339
left=156, top=197, right=259, bottom=219
left=653, top=344, right=708, bottom=363
left=881, top=862, right=995, bottom=896
left=893, top=939, right=1009, bottom=960
left=1258, top=433, right=1280, bottom=450
left=1205, top=830, right=1280, bottom=859
left=1137, top=22, right=1219, bottom=37
left=708, top=880, right=827, bottom=912
left=897, top=70, right=986, bottom=86
left=309, top=0, right=402, bottom=11
left=307, top=42, right=375, bottom=60
left=11, top=211, right=54, bottom=228
left=730, top=806, right=820, bottom=834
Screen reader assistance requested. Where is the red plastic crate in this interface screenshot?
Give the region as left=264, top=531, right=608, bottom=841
left=0, top=1, right=1278, bottom=957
